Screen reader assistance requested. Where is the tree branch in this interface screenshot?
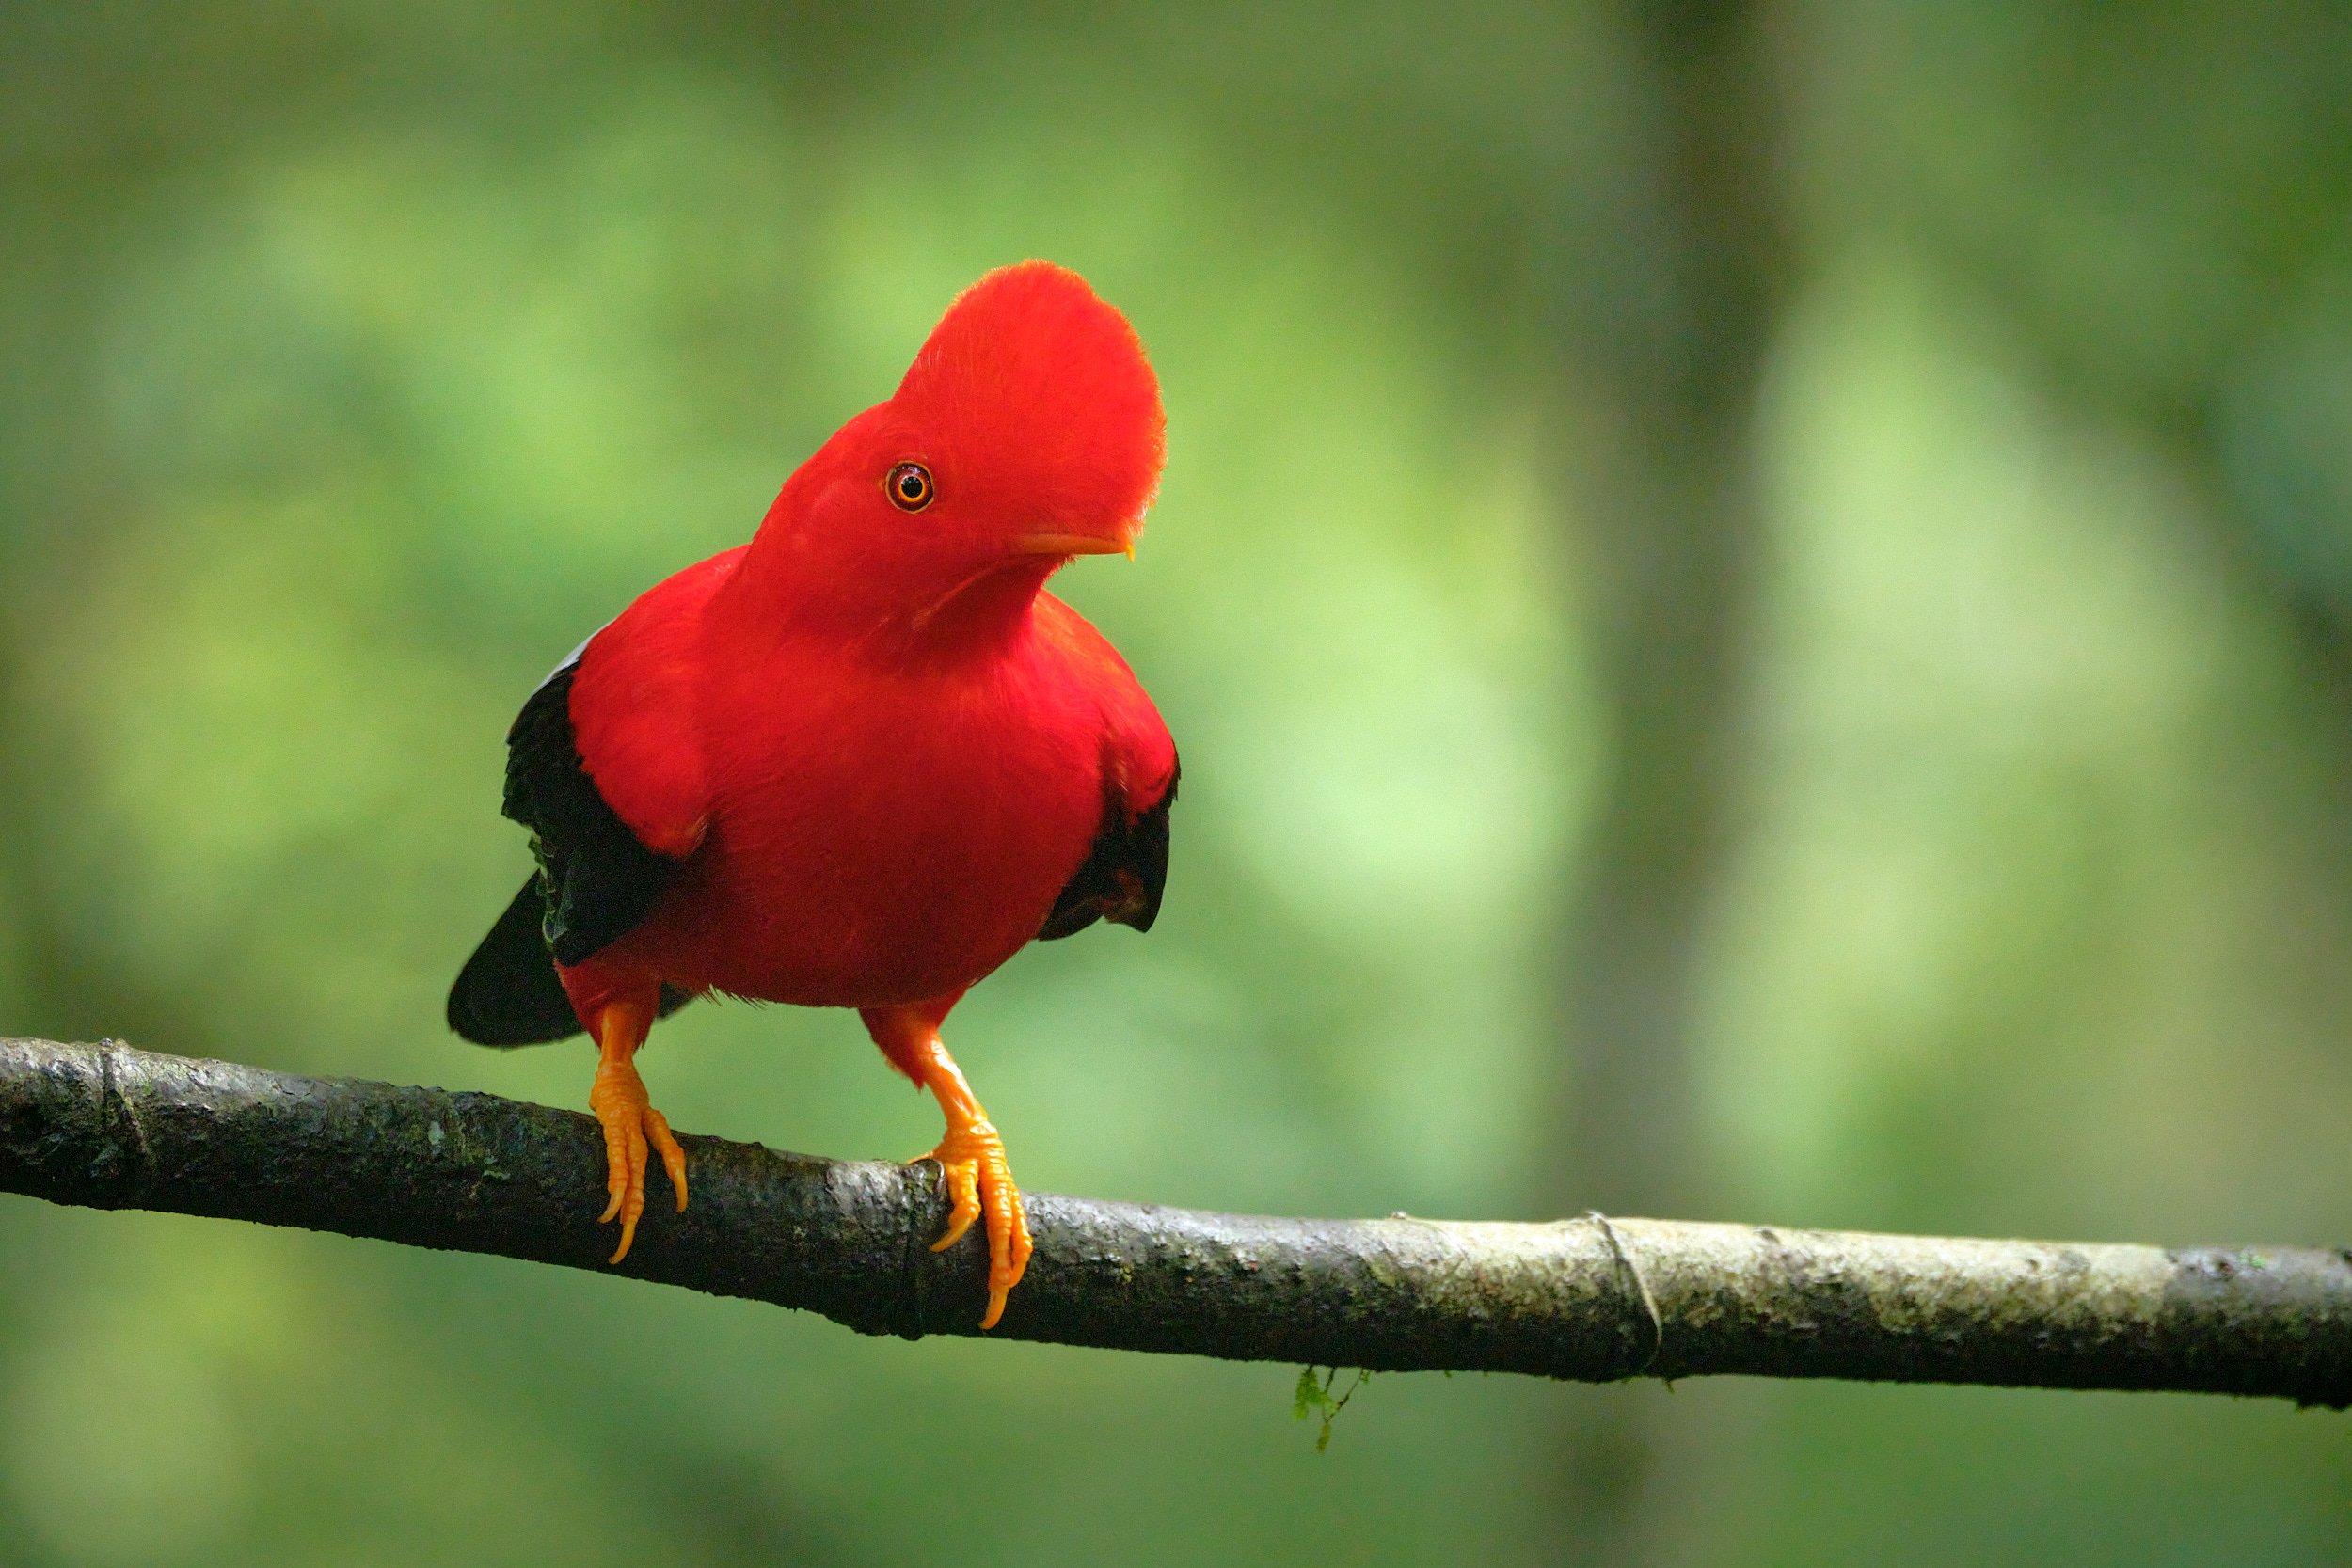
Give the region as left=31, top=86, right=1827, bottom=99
left=3, top=1037, right=2347, bottom=1406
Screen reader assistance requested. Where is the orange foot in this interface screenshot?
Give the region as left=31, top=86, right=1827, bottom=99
left=928, top=1108, right=1033, bottom=1330
left=864, top=1004, right=1035, bottom=1328
left=587, top=998, right=687, bottom=1264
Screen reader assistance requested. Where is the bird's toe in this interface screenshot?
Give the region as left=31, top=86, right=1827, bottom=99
left=589, top=1056, right=686, bottom=1263
left=924, top=1117, right=1031, bottom=1328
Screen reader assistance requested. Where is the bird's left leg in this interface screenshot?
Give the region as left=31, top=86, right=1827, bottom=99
left=863, top=999, right=1033, bottom=1329
left=586, top=992, right=688, bottom=1263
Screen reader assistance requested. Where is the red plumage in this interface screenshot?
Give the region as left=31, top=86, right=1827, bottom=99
left=562, top=556, right=1173, bottom=1017
left=451, top=261, right=1177, bottom=1326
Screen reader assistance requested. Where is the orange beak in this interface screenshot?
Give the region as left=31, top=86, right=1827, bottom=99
left=1010, top=521, right=1139, bottom=560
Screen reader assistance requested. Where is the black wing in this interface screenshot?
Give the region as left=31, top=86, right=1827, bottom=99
left=1038, top=759, right=1177, bottom=942
left=447, top=656, right=692, bottom=1045
left=500, top=659, right=684, bottom=967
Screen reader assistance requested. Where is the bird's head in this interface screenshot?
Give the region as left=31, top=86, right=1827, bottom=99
left=752, top=261, right=1165, bottom=641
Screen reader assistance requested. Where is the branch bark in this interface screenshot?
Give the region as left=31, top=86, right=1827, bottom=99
left=3, top=1037, right=2348, bottom=1406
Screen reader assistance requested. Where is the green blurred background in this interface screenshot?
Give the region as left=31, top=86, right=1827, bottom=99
left=5, top=3, right=2352, bottom=1563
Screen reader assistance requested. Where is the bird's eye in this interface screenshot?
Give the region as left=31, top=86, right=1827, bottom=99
left=886, top=462, right=934, bottom=512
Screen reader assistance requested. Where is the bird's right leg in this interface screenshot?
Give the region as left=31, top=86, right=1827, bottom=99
left=586, top=992, right=687, bottom=1263
left=863, top=998, right=1033, bottom=1330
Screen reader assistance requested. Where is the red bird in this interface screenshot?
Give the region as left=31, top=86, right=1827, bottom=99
left=448, top=262, right=1176, bottom=1328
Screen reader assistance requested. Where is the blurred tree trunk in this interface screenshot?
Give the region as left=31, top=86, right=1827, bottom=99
left=0, top=189, right=94, bottom=1043
left=1537, top=2, right=1787, bottom=1562
left=0, top=159, right=163, bottom=1051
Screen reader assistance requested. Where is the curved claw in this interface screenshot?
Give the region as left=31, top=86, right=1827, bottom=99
left=930, top=1144, right=985, bottom=1254
left=928, top=1117, right=1032, bottom=1329
left=588, top=1043, right=688, bottom=1264
left=644, top=1107, right=689, bottom=1212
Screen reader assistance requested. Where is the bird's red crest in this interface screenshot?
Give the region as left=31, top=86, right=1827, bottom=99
left=892, top=261, right=1165, bottom=534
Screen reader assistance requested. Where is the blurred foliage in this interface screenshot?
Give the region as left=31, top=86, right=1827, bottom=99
left=2, top=3, right=2350, bottom=1564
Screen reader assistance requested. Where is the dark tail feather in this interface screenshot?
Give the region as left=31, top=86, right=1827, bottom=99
left=448, top=877, right=699, bottom=1046
left=449, top=877, right=584, bottom=1045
